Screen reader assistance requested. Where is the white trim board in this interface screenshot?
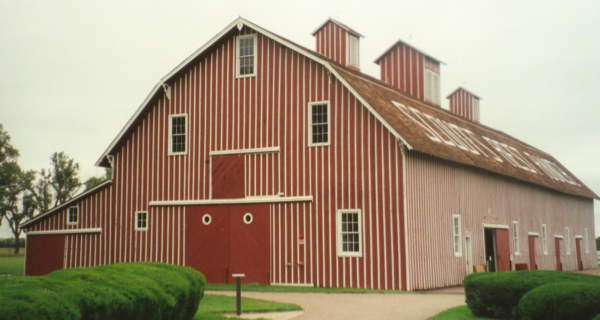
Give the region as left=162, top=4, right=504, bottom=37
left=528, top=232, right=540, bottom=236
left=26, top=228, right=102, bottom=235
left=575, top=235, right=584, bottom=239
left=483, top=224, right=509, bottom=229
left=150, top=196, right=313, bottom=206
left=209, top=146, right=279, bottom=155
left=554, top=235, right=564, bottom=239
left=270, top=282, right=315, bottom=287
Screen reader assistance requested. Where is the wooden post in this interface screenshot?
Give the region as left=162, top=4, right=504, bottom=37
left=232, top=273, right=245, bottom=316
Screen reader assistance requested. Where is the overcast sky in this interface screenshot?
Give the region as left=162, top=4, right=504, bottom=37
left=1, top=0, right=598, bottom=238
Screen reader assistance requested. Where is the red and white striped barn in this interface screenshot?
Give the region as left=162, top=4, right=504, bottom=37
left=22, top=17, right=598, bottom=290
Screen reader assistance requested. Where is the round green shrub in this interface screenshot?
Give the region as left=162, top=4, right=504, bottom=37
left=0, top=263, right=206, bottom=320
left=517, top=281, right=600, bottom=320
left=464, top=271, right=600, bottom=319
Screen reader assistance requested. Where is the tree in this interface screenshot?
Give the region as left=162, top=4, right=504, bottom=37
left=2, top=162, right=35, bottom=254
left=49, top=152, right=81, bottom=206
left=29, top=169, right=52, bottom=214
left=0, top=123, right=19, bottom=226
left=84, top=168, right=112, bottom=191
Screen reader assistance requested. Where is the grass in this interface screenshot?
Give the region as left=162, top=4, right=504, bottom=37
left=428, top=305, right=492, bottom=320
left=194, top=294, right=301, bottom=320
left=0, top=247, right=24, bottom=276
left=206, top=282, right=405, bottom=294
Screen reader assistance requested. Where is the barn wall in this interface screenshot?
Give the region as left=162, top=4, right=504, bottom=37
left=24, top=28, right=406, bottom=289
left=449, top=89, right=477, bottom=121
left=405, top=152, right=596, bottom=290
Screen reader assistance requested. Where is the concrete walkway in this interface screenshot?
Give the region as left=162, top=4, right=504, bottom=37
left=208, top=287, right=465, bottom=320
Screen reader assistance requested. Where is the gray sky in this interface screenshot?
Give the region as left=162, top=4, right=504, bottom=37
left=1, top=0, right=599, bottom=238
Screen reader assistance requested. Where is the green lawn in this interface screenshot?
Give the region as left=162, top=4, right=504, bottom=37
left=194, top=294, right=301, bottom=320
left=206, top=282, right=405, bottom=294
left=0, top=247, right=24, bottom=276
left=428, top=305, right=492, bottom=320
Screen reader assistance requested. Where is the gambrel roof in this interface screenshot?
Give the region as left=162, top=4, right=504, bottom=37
left=95, top=17, right=598, bottom=200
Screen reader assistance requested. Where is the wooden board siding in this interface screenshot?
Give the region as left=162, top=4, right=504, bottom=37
left=377, top=43, right=426, bottom=102
left=449, top=89, right=477, bottom=122
left=22, top=28, right=406, bottom=290
left=405, top=152, right=596, bottom=290
left=314, top=21, right=347, bottom=67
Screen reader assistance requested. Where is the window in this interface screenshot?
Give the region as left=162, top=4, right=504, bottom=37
left=541, top=224, right=548, bottom=255
left=584, top=228, right=590, bottom=254
left=236, top=34, right=256, bottom=77
left=243, top=212, right=254, bottom=224
left=348, top=34, right=360, bottom=68
left=135, top=211, right=148, bottom=231
left=452, top=214, right=462, bottom=257
left=169, top=114, right=187, bottom=155
left=424, top=69, right=440, bottom=105
left=202, top=214, right=212, bottom=226
left=336, top=210, right=362, bottom=257
left=565, top=227, right=571, bottom=255
left=512, top=221, right=520, bottom=255
left=473, top=98, right=480, bottom=122
left=308, top=102, right=329, bottom=146
left=67, top=206, right=78, bottom=225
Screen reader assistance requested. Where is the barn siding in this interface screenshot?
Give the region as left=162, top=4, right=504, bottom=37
left=314, top=22, right=347, bottom=66
left=405, top=152, right=596, bottom=290
left=24, top=28, right=406, bottom=289
left=378, top=44, right=426, bottom=101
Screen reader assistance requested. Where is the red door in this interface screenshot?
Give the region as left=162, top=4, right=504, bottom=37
left=495, top=229, right=511, bottom=271
left=528, top=235, right=538, bottom=270
left=555, top=238, right=562, bottom=271
left=26, top=234, right=65, bottom=276
left=186, top=204, right=269, bottom=284
left=211, top=154, right=244, bottom=199
left=575, top=238, right=583, bottom=271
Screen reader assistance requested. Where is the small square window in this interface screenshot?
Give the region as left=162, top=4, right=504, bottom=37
left=67, top=206, right=78, bottom=225
left=135, top=211, right=148, bottom=231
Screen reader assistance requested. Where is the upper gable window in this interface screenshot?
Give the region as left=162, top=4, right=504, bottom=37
left=169, top=114, right=187, bottom=155
left=67, top=206, right=79, bottom=225
left=308, top=101, right=329, bottom=146
left=348, top=34, right=360, bottom=68
left=236, top=34, right=257, bottom=77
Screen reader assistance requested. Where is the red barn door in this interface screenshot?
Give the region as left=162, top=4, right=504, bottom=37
left=211, top=154, right=244, bottom=199
left=528, top=235, right=538, bottom=270
left=555, top=238, right=563, bottom=271
left=26, top=234, right=65, bottom=276
left=495, top=229, right=510, bottom=271
left=186, top=204, right=269, bottom=284
left=575, top=238, right=583, bottom=271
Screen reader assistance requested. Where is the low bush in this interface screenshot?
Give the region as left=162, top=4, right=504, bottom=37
left=517, top=281, right=600, bottom=320
left=464, top=271, right=600, bottom=319
left=0, top=263, right=205, bottom=320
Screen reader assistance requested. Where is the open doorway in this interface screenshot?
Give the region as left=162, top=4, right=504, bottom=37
left=484, top=227, right=511, bottom=272
left=484, top=228, right=497, bottom=272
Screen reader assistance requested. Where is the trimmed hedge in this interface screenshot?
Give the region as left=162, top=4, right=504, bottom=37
left=464, top=271, right=600, bottom=319
left=518, top=281, right=600, bottom=320
left=0, top=263, right=206, bottom=320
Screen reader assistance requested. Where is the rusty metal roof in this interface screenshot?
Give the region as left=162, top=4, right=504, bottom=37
left=331, top=65, right=598, bottom=200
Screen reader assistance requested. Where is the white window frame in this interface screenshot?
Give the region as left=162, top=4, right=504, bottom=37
left=541, top=224, right=548, bottom=255
left=336, top=209, right=363, bottom=257
left=236, top=34, right=257, bottom=78
left=424, top=69, right=440, bottom=106
left=512, top=220, right=520, bottom=256
left=347, top=34, right=360, bottom=68
left=307, top=101, right=330, bottom=147
left=452, top=214, right=462, bottom=257
left=565, top=226, right=571, bottom=255
left=67, top=206, right=79, bottom=225
left=584, top=228, right=590, bottom=254
left=135, top=211, right=148, bottom=231
left=168, top=113, right=188, bottom=155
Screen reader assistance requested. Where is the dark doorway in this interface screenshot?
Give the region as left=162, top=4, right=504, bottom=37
left=484, top=228, right=497, bottom=272
left=528, top=235, right=538, bottom=270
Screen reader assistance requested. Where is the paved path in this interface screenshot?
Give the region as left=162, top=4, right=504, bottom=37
left=207, top=287, right=465, bottom=320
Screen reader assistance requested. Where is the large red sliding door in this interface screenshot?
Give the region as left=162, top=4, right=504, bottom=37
left=186, top=204, right=269, bottom=284
left=495, top=229, right=511, bottom=272
left=555, top=238, right=563, bottom=271
left=26, top=234, right=65, bottom=276
left=575, top=238, right=583, bottom=271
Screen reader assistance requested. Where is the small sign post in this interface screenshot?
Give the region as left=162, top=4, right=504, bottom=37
left=232, top=273, right=245, bottom=316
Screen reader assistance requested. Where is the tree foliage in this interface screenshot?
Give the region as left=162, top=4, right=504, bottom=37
left=84, top=167, right=112, bottom=191
left=1, top=161, right=35, bottom=254
left=0, top=124, right=19, bottom=225
left=49, top=152, right=81, bottom=206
